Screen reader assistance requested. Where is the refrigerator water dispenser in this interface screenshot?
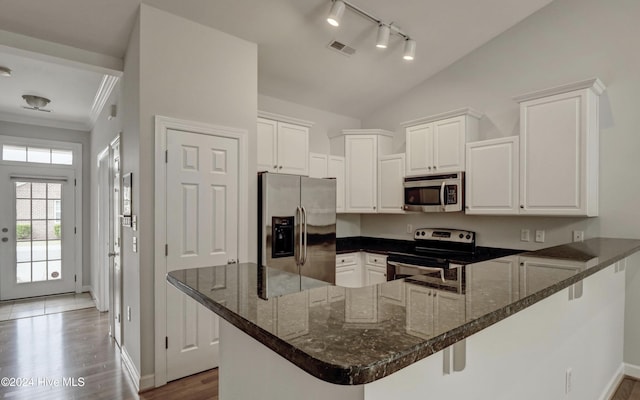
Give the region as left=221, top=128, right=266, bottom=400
left=272, top=216, right=294, bottom=258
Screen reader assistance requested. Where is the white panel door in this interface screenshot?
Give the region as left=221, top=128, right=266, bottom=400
left=277, top=122, right=309, bottom=175
left=257, top=118, right=278, bottom=173
left=433, top=116, right=465, bottom=172
left=378, top=154, right=406, bottom=213
left=345, top=135, right=377, bottom=212
left=0, top=166, right=76, bottom=300
left=465, top=137, right=519, bottom=215
left=165, top=129, right=238, bottom=382
left=405, top=123, right=432, bottom=176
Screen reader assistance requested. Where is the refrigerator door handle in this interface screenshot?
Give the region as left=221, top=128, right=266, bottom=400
left=296, top=206, right=302, bottom=266
left=301, top=206, right=308, bottom=265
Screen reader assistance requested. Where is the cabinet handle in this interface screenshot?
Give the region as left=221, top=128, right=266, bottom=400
left=428, top=292, right=432, bottom=297
left=273, top=165, right=277, bottom=169
left=428, top=166, right=432, bottom=170
left=433, top=166, right=437, bottom=169
left=520, top=205, right=524, bottom=209
left=341, top=259, right=345, bottom=263
left=373, top=206, right=376, bottom=210
left=279, top=165, right=283, bottom=169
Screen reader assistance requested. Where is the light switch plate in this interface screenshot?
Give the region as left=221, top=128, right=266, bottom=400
left=520, top=229, right=530, bottom=242
left=132, top=215, right=137, bottom=231
left=535, top=230, right=545, bottom=243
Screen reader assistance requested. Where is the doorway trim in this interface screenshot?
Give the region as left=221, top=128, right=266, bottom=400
left=0, top=135, right=83, bottom=298
left=153, top=115, right=248, bottom=387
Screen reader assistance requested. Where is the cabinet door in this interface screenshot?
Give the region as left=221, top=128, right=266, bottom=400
left=405, top=123, right=433, bottom=176
left=344, top=286, right=378, bottom=323
left=345, top=135, right=377, bottom=212
left=277, top=122, right=309, bottom=175
left=257, top=118, right=278, bottom=173
left=466, top=137, right=519, bottom=215
left=434, top=290, right=465, bottom=334
left=518, top=257, right=584, bottom=297
left=364, top=265, right=387, bottom=286
left=309, top=153, right=328, bottom=178
left=433, top=116, right=465, bottom=172
left=378, top=154, right=406, bottom=213
left=405, top=284, right=435, bottom=339
left=336, top=265, right=360, bottom=288
left=519, top=91, right=587, bottom=215
left=328, top=156, right=345, bottom=212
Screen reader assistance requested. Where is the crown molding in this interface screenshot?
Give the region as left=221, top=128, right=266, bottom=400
left=400, top=107, right=483, bottom=127
left=89, top=74, right=119, bottom=129
left=258, top=111, right=314, bottom=127
left=513, top=78, right=606, bottom=103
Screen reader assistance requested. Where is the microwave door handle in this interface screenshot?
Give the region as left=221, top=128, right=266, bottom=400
left=440, top=181, right=446, bottom=211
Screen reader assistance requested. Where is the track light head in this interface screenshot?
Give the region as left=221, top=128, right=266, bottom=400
left=327, top=0, right=345, bottom=27
left=403, top=39, right=416, bottom=61
left=376, top=24, right=390, bottom=49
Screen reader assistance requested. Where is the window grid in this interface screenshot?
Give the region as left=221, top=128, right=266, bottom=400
left=3, top=145, right=73, bottom=165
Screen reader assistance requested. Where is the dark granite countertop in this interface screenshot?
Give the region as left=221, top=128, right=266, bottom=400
left=167, top=237, right=640, bottom=385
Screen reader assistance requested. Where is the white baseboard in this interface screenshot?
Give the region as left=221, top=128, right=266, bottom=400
left=625, top=363, right=640, bottom=379
left=599, top=364, right=625, bottom=400
left=121, top=346, right=141, bottom=392
left=81, top=285, right=92, bottom=293
left=140, top=374, right=156, bottom=391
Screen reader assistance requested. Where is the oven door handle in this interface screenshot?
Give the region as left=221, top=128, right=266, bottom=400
left=440, top=181, right=446, bottom=211
left=387, top=261, right=445, bottom=282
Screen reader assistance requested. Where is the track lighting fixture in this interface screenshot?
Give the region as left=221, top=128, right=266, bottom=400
left=327, top=0, right=345, bottom=27
left=327, top=0, right=416, bottom=61
left=376, top=24, right=390, bottom=49
left=403, top=39, right=416, bottom=61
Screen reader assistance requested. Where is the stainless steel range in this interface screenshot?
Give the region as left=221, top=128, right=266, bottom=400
left=386, top=228, right=520, bottom=293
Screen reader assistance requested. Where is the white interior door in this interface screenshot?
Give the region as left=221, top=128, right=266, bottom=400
left=0, top=166, right=75, bottom=300
left=165, top=128, right=239, bottom=381
left=111, top=138, right=122, bottom=346
left=97, top=151, right=110, bottom=312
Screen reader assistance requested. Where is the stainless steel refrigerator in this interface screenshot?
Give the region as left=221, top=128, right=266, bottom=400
left=258, top=172, right=336, bottom=289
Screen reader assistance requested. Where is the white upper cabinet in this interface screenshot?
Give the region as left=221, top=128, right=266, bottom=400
left=257, top=112, right=311, bottom=176
left=515, top=78, right=604, bottom=216
left=466, top=136, right=519, bottom=215
left=328, top=156, right=346, bottom=212
left=331, top=129, right=393, bottom=213
left=378, top=154, right=406, bottom=213
left=309, top=153, right=328, bottom=178
left=403, top=108, right=481, bottom=176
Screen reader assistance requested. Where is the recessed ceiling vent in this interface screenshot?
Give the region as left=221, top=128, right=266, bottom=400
left=328, top=40, right=356, bottom=57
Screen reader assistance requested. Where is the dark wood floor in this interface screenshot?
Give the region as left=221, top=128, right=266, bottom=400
left=0, top=307, right=219, bottom=400
left=613, top=377, right=640, bottom=400
left=2, top=306, right=638, bottom=400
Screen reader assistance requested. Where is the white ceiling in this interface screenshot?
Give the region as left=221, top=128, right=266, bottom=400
left=0, top=0, right=555, bottom=126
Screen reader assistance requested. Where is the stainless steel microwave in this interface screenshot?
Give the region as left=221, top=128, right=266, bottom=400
left=403, top=172, right=464, bottom=212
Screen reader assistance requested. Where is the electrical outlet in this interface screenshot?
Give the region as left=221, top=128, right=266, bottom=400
left=127, top=306, right=132, bottom=321
left=132, top=236, right=137, bottom=253
left=520, top=229, right=530, bottom=242
left=573, top=230, right=584, bottom=242
left=535, top=230, right=545, bottom=243
left=565, top=368, right=572, bottom=394
left=407, top=224, right=413, bottom=234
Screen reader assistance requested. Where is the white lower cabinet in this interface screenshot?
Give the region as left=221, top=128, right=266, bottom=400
left=336, top=253, right=362, bottom=288
left=465, top=137, right=519, bottom=215
left=465, top=256, right=519, bottom=320
left=364, top=253, right=388, bottom=286
left=406, top=283, right=465, bottom=339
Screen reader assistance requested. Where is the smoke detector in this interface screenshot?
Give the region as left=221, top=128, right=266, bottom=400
left=22, top=95, right=52, bottom=112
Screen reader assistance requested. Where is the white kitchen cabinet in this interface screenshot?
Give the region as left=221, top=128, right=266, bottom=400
left=330, top=129, right=393, bottom=213
left=308, top=153, right=328, bottom=178
left=364, top=253, right=388, bottom=286
left=465, top=136, right=519, bottom=215
left=403, top=108, right=481, bottom=176
left=378, top=153, right=406, bottom=214
left=518, top=256, right=592, bottom=297
left=308, top=153, right=346, bottom=213
left=406, top=283, right=465, bottom=339
left=434, top=290, right=465, bottom=334
left=328, top=156, right=345, bottom=212
left=514, top=78, right=604, bottom=216
left=336, top=252, right=362, bottom=288
left=257, top=113, right=311, bottom=176
left=344, top=285, right=379, bottom=324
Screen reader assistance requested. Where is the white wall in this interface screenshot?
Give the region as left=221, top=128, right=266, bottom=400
left=359, top=0, right=640, bottom=249
left=120, top=4, right=258, bottom=379
left=0, top=121, right=91, bottom=284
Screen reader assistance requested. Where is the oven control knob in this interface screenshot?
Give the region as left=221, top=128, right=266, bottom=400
left=459, top=233, right=464, bottom=239
left=466, top=234, right=471, bottom=239
left=421, top=231, right=426, bottom=236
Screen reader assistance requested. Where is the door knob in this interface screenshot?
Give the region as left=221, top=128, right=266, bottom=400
left=108, top=252, right=118, bottom=257
left=1, top=227, right=7, bottom=233
left=2, top=237, right=8, bottom=242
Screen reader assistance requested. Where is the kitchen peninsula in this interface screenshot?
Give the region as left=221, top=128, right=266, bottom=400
left=167, top=238, right=640, bottom=400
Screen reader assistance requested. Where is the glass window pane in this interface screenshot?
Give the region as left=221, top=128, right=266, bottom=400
left=15, top=182, right=30, bottom=198
left=16, top=200, right=30, bottom=220
left=32, top=240, right=47, bottom=261
left=47, top=201, right=61, bottom=222
left=32, top=221, right=46, bottom=241
left=16, top=221, right=31, bottom=240
left=16, top=242, right=31, bottom=262
left=27, top=147, right=51, bottom=163
left=17, top=263, right=31, bottom=283
left=51, top=150, right=73, bottom=165
left=32, top=262, right=47, bottom=282
left=32, top=182, right=47, bottom=199
left=47, top=183, right=61, bottom=200
left=48, top=220, right=61, bottom=240
left=49, top=261, right=61, bottom=280
left=3, top=145, right=27, bottom=162
left=48, top=240, right=61, bottom=260
left=32, top=200, right=46, bottom=220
